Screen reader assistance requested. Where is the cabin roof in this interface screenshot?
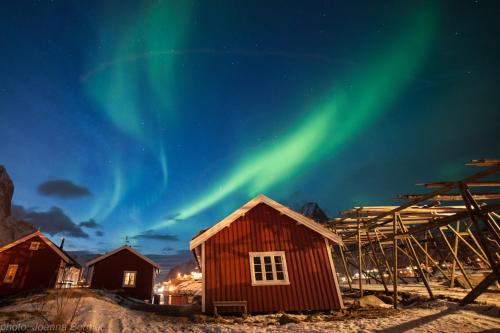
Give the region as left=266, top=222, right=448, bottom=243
left=190, top=194, right=343, bottom=250
left=0, top=230, right=79, bottom=266
left=85, top=245, right=161, bottom=270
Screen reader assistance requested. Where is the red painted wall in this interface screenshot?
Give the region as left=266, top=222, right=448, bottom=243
left=89, top=249, right=155, bottom=301
left=204, top=203, right=342, bottom=314
left=0, top=235, right=62, bottom=296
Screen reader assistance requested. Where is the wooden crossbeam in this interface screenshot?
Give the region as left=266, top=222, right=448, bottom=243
left=344, top=163, right=500, bottom=237
left=467, top=159, right=500, bottom=167
left=399, top=193, right=500, bottom=201
left=418, top=181, right=500, bottom=188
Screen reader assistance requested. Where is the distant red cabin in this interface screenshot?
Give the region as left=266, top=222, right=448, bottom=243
left=190, top=194, right=344, bottom=314
left=85, top=246, right=160, bottom=302
left=0, top=231, right=81, bottom=296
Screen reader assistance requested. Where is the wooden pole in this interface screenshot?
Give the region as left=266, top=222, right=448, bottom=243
left=339, top=245, right=353, bottom=291
left=424, top=232, right=429, bottom=280
left=450, top=222, right=460, bottom=288
left=409, top=235, right=451, bottom=281
left=374, top=229, right=395, bottom=283
left=426, top=230, right=452, bottom=274
left=460, top=271, right=498, bottom=305
left=459, top=183, right=500, bottom=280
left=393, top=213, right=398, bottom=309
left=357, top=216, right=363, bottom=298
left=438, top=227, right=474, bottom=289
left=447, top=224, right=490, bottom=266
left=466, top=228, right=492, bottom=263
left=396, top=215, right=434, bottom=299
left=366, top=231, right=389, bottom=294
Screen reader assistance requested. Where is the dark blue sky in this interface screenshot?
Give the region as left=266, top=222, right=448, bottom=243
left=1, top=1, right=499, bottom=254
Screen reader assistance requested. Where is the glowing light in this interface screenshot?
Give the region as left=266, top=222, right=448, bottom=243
left=84, top=1, right=194, bottom=188
left=153, top=5, right=438, bottom=228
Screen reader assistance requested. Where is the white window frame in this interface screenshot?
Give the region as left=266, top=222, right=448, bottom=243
left=29, top=242, right=40, bottom=250
left=249, top=251, right=290, bottom=286
left=3, top=264, right=19, bottom=283
left=122, top=271, right=137, bottom=287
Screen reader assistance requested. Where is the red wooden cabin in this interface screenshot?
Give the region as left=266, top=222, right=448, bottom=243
left=0, top=231, right=81, bottom=296
left=190, top=194, right=344, bottom=314
left=85, top=245, right=160, bottom=302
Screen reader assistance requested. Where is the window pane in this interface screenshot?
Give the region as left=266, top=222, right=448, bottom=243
left=4, top=265, right=18, bottom=283
left=274, top=256, right=282, bottom=264
left=255, top=272, right=263, bottom=281
left=264, top=264, right=273, bottom=274
left=253, top=257, right=261, bottom=265
left=264, top=256, right=271, bottom=264
left=265, top=272, right=273, bottom=280
left=277, top=272, right=285, bottom=280
left=275, top=263, right=283, bottom=272
left=254, top=264, right=262, bottom=273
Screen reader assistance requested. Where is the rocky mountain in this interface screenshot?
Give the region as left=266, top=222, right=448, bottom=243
left=300, top=202, right=329, bottom=224
left=0, top=165, right=34, bottom=246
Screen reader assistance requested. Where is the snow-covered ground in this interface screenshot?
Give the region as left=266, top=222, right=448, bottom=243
left=343, top=281, right=500, bottom=306
left=0, top=289, right=498, bottom=332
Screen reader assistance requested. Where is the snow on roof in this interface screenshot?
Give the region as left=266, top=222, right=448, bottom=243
left=190, top=194, right=343, bottom=250
left=0, top=230, right=78, bottom=265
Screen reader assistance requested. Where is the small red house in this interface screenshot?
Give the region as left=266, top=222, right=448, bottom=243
left=190, top=194, right=344, bottom=314
left=0, top=231, right=81, bottom=296
left=85, top=245, right=160, bottom=301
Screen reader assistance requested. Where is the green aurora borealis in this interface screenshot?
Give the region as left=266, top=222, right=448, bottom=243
left=150, top=6, right=437, bottom=229
left=2, top=1, right=499, bottom=253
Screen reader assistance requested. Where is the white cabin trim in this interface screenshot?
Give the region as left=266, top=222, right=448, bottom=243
left=190, top=194, right=342, bottom=250
left=0, top=231, right=72, bottom=264
left=201, top=242, right=206, bottom=312
left=325, top=238, right=344, bottom=309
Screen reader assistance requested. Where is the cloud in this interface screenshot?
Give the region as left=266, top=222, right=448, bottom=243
left=12, top=205, right=89, bottom=238
left=79, top=219, right=99, bottom=229
left=37, top=180, right=92, bottom=199
left=165, top=213, right=184, bottom=222
left=95, top=230, right=104, bottom=237
left=132, top=230, right=178, bottom=241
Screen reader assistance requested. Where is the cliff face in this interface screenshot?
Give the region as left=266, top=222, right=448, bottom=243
left=0, top=165, right=14, bottom=218
left=0, top=166, right=34, bottom=246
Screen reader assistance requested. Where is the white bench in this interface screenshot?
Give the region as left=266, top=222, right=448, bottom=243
left=213, top=300, right=248, bottom=317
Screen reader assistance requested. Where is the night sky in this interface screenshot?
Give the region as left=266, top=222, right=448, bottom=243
left=1, top=1, right=499, bottom=255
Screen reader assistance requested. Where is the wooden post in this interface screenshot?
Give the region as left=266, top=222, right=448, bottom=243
left=374, top=229, right=395, bottom=283
left=459, top=183, right=500, bottom=282
left=393, top=213, right=398, bottom=309
left=438, top=227, right=474, bottom=289
left=447, top=224, right=489, bottom=266
left=424, top=232, right=429, bottom=280
left=450, top=222, right=460, bottom=288
left=466, top=228, right=491, bottom=264
left=460, top=271, right=498, bottom=305
left=396, top=215, right=434, bottom=300
left=357, top=216, right=363, bottom=298
left=409, top=235, right=451, bottom=281
left=366, top=231, right=389, bottom=294
left=339, top=245, right=353, bottom=291
left=426, top=230, right=452, bottom=274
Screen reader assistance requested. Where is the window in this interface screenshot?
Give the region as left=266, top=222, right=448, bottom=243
left=3, top=264, right=18, bottom=283
left=29, top=242, right=40, bottom=250
left=122, top=271, right=137, bottom=287
left=249, top=251, right=289, bottom=286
